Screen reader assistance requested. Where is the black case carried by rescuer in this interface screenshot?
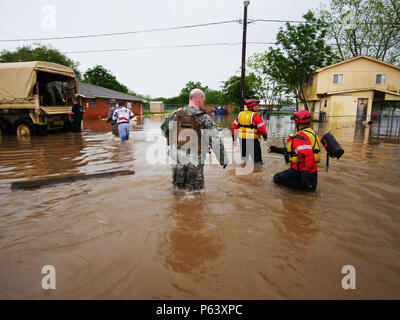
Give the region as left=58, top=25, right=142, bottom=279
left=321, top=132, right=344, bottom=159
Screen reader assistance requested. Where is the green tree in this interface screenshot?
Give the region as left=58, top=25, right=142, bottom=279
left=317, top=0, right=400, bottom=64
left=164, top=96, right=180, bottom=107
left=205, top=89, right=226, bottom=105
left=279, top=97, right=296, bottom=105
left=221, top=73, right=260, bottom=112
left=83, top=65, right=129, bottom=93
left=152, top=96, right=180, bottom=109
left=0, top=44, right=81, bottom=79
left=263, top=11, right=338, bottom=109
left=136, top=93, right=153, bottom=101
left=178, top=81, right=209, bottom=105
left=248, top=52, right=285, bottom=106
left=127, top=89, right=138, bottom=97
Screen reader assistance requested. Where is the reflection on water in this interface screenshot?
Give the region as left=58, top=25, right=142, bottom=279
left=0, top=115, right=400, bottom=299
left=277, top=197, right=319, bottom=251
left=162, top=195, right=223, bottom=275
left=83, top=117, right=145, bottom=133
left=0, top=134, right=86, bottom=186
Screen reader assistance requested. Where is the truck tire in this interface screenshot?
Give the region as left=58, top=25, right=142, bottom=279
left=14, top=118, right=36, bottom=137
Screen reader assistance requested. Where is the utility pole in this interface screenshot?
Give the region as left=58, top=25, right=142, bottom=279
left=240, top=1, right=250, bottom=111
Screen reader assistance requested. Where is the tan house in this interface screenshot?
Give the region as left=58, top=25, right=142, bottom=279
left=301, top=55, right=400, bottom=121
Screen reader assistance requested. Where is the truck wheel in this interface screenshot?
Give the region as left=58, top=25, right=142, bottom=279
left=15, top=118, right=36, bottom=137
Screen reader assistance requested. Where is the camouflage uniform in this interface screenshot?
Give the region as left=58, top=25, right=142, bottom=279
left=45, top=81, right=66, bottom=105
left=107, top=105, right=118, bottom=136
left=161, top=105, right=227, bottom=192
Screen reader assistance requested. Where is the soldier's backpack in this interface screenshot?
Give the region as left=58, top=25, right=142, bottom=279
left=173, top=107, right=204, bottom=152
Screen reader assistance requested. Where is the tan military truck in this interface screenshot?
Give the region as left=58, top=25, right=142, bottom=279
left=0, top=61, right=79, bottom=136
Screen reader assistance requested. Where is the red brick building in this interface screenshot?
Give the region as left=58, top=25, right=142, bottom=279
left=77, top=82, right=145, bottom=120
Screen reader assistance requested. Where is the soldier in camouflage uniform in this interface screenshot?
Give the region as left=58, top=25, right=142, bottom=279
left=45, top=81, right=66, bottom=105
left=161, top=89, right=227, bottom=192
left=107, top=99, right=119, bottom=136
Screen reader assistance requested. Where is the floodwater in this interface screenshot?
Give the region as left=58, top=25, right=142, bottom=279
left=0, top=114, right=399, bottom=299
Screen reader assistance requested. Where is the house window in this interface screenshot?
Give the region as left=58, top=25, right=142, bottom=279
left=309, top=76, right=313, bottom=87
left=376, top=74, right=386, bottom=84
left=324, top=100, right=327, bottom=108
left=91, top=98, right=96, bottom=107
left=333, top=74, right=343, bottom=84
left=127, top=102, right=132, bottom=109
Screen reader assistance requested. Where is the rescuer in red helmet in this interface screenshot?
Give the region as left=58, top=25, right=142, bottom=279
left=268, top=109, right=321, bottom=192
left=231, top=99, right=267, bottom=164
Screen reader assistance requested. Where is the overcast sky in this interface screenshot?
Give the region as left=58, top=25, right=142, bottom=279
left=0, top=0, right=331, bottom=98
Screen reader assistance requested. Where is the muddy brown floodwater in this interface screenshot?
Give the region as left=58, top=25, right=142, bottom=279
left=0, top=115, right=399, bottom=299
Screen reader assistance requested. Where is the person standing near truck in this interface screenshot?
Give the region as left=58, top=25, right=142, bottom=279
left=71, top=98, right=85, bottom=133
left=45, top=81, right=66, bottom=105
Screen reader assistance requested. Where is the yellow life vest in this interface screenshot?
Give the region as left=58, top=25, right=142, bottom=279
left=238, top=111, right=260, bottom=139
left=287, top=128, right=320, bottom=164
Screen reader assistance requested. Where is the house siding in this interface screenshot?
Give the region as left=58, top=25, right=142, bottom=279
left=82, top=97, right=143, bottom=119
left=303, top=57, right=400, bottom=99
left=303, top=75, right=319, bottom=101
left=315, top=58, right=400, bottom=94
left=301, top=56, right=400, bottom=121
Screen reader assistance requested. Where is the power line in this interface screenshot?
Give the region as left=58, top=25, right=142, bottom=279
left=0, top=20, right=239, bottom=42
left=1, top=18, right=398, bottom=43
left=62, top=42, right=276, bottom=54
left=254, top=18, right=400, bottom=26
left=254, top=19, right=309, bottom=24
left=62, top=40, right=398, bottom=54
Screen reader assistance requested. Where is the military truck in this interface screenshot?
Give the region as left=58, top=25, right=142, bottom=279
left=0, top=61, right=79, bottom=136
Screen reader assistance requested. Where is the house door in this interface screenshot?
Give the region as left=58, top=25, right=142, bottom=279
left=356, top=98, right=368, bottom=121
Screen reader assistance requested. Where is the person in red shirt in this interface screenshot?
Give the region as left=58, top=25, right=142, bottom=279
left=268, top=110, right=320, bottom=192
left=232, top=99, right=267, bottom=164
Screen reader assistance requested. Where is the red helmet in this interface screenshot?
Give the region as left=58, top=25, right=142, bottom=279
left=292, top=110, right=312, bottom=124
left=245, top=99, right=259, bottom=108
